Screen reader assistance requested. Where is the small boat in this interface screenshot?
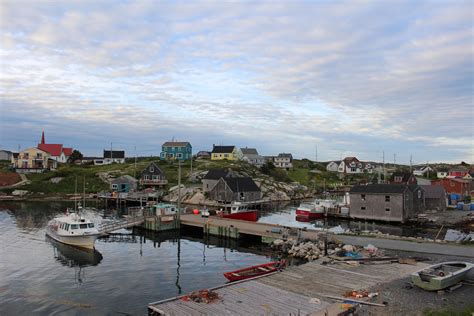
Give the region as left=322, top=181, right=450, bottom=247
left=219, top=202, right=258, bottom=222
left=295, top=199, right=338, bottom=219
left=411, top=262, right=474, bottom=291
left=223, top=260, right=286, bottom=282
left=45, top=209, right=101, bottom=250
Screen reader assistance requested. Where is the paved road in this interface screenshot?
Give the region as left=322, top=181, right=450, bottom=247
left=334, top=235, right=474, bottom=258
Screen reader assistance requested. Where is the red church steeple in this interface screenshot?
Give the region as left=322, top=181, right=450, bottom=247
left=41, top=131, right=45, bottom=144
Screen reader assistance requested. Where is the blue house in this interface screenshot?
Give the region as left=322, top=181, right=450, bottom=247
left=160, top=141, right=192, bottom=161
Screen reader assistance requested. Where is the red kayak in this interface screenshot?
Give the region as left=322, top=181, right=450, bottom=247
left=223, top=260, right=286, bottom=282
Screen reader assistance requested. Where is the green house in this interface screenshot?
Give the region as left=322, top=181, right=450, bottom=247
left=160, top=141, right=192, bottom=161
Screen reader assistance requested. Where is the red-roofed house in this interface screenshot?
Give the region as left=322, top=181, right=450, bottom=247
left=37, top=131, right=74, bottom=163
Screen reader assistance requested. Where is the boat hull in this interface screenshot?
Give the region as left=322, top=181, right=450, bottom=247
left=46, top=227, right=99, bottom=250
left=411, top=262, right=474, bottom=291
left=222, top=210, right=258, bottom=222
left=295, top=209, right=324, bottom=219
left=224, top=260, right=285, bottom=282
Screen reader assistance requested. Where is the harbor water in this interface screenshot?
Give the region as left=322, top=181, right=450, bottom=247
left=0, top=201, right=274, bottom=315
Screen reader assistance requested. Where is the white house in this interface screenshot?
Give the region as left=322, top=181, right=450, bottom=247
left=437, top=171, right=448, bottom=179
left=94, top=150, right=126, bottom=165
left=241, top=148, right=265, bottom=167
left=273, top=153, right=293, bottom=169
left=326, top=161, right=340, bottom=172
left=413, top=166, right=434, bottom=176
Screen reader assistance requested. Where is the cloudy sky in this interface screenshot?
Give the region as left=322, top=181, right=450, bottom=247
left=1, top=0, right=472, bottom=164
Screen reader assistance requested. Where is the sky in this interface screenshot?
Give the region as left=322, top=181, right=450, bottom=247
left=0, top=0, right=473, bottom=164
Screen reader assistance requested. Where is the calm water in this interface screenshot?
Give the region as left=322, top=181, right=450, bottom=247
left=0, top=201, right=275, bottom=315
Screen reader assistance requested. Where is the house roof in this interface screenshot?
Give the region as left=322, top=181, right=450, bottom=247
left=241, top=148, right=258, bottom=155
left=204, top=168, right=233, bottom=180
left=449, top=167, right=468, bottom=173
left=350, top=184, right=408, bottom=194
left=162, top=141, right=191, bottom=147
left=415, top=177, right=431, bottom=185
left=62, top=148, right=73, bottom=156
left=391, top=172, right=414, bottom=182
left=222, top=177, right=260, bottom=192
left=278, top=153, right=292, bottom=158
left=38, top=144, right=63, bottom=156
left=212, top=146, right=235, bottom=154
left=103, top=150, right=125, bottom=159
left=0, top=150, right=12, bottom=154
left=420, top=185, right=445, bottom=198
left=343, top=156, right=359, bottom=164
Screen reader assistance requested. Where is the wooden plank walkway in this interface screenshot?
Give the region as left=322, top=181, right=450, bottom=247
left=148, top=260, right=428, bottom=315
left=98, top=216, right=146, bottom=234
left=180, top=214, right=324, bottom=241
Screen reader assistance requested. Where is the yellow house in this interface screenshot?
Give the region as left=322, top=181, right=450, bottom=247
left=211, top=145, right=242, bottom=161
left=12, top=147, right=57, bottom=173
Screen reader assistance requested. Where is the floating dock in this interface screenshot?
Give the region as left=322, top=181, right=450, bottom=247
left=148, top=260, right=427, bottom=315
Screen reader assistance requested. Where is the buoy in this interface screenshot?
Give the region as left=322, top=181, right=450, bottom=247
left=193, top=209, right=199, bottom=214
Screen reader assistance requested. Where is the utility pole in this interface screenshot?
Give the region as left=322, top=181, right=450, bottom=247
left=134, top=145, right=137, bottom=178
left=393, top=153, right=396, bottom=168
left=110, top=142, right=113, bottom=161
left=382, top=151, right=385, bottom=184
left=410, top=154, right=413, bottom=173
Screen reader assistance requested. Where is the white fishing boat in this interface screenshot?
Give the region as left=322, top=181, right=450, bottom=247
left=45, top=209, right=100, bottom=250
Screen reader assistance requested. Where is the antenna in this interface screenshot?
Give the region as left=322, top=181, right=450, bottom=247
left=134, top=145, right=137, bottom=178
left=393, top=154, right=396, bottom=167
left=410, top=154, right=413, bottom=172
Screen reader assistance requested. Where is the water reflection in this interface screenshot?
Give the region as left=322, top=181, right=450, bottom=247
left=47, top=235, right=103, bottom=267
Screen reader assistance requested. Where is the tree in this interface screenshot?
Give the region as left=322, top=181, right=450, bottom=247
left=69, top=150, right=83, bottom=163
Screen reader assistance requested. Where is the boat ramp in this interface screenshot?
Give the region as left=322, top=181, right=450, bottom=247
left=148, top=259, right=428, bottom=315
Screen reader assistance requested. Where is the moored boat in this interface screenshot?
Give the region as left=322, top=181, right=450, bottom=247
left=295, top=203, right=324, bottom=219
left=219, top=202, right=258, bottom=222
left=45, top=210, right=100, bottom=250
left=411, top=261, right=474, bottom=291
left=223, top=260, right=286, bottom=282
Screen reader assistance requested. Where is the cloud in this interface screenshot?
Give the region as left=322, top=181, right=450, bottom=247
left=0, top=0, right=472, bottom=163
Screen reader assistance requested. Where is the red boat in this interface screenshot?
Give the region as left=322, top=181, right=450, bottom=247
left=223, top=260, right=286, bottom=282
left=218, top=202, right=259, bottom=222
left=295, top=203, right=324, bottom=219
left=222, top=210, right=258, bottom=221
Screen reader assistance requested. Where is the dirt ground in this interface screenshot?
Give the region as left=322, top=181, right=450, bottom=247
left=356, top=251, right=474, bottom=316
left=0, top=172, right=21, bottom=187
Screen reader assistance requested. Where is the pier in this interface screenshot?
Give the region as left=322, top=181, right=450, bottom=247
left=148, top=260, right=428, bottom=315
left=180, top=214, right=324, bottom=243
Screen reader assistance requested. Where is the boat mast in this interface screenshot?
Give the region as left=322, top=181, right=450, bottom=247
left=74, top=176, right=78, bottom=212
left=83, top=175, right=86, bottom=209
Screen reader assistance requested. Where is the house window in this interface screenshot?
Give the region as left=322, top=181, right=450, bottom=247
left=361, top=207, right=366, bottom=211
left=361, top=194, right=366, bottom=201
left=385, top=196, right=390, bottom=202
left=385, top=208, right=390, bottom=212
left=395, top=176, right=402, bottom=182
left=351, top=167, right=356, bottom=172
left=417, top=190, right=421, bottom=199
left=36, top=153, right=42, bottom=159
left=144, top=175, right=149, bottom=180
left=152, top=175, right=158, bottom=180
left=112, top=184, right=118, bottom=189
left=150, top=167, right=154, bottom=172
left=224, top=154, right=229, bottom=158
left=176, top=153, right=183, bottom=159
left=240, top=192, right=245, bottom=200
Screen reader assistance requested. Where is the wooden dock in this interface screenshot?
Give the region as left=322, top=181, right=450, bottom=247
left=148, top=260, right=428, bottom=315
left=180, top=214, right=324, bottom=243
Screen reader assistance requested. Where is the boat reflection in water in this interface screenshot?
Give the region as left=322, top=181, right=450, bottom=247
left=47, top=235, right=103, bottom=267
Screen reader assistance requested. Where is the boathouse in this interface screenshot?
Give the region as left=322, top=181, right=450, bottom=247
left=420, top=185, right=446, bottom=211
left=110, top=175, right=138, bottom=193
left=202, top=168, right=236, bottom=192
left=349, top=184, right=424, bottom=222
left=209, top=177, right=261, bottom=203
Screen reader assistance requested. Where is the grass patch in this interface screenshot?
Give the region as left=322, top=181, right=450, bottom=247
left=423, top=305, right=474, bottom=316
